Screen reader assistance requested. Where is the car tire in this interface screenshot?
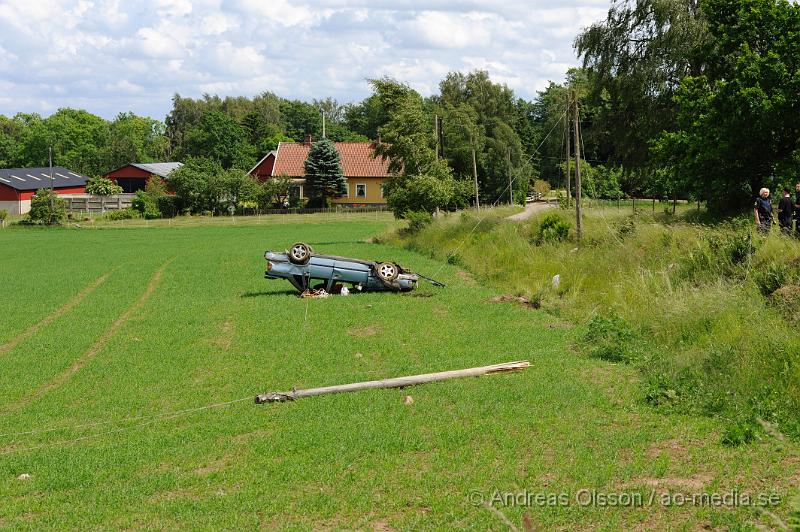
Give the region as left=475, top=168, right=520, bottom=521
left=376, top=262, right=399, bottom=282
left=289, top=242, right=312, bottom=265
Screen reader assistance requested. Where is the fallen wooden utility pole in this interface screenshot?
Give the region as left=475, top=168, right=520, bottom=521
left=255, top=361, right=530, bottom=404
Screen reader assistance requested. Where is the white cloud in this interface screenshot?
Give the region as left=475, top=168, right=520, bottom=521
left=154, top=0, right=192, bottom=17
left=400, top=11, right=493, bottom=49
left=199, top=13, right=238, bottom=35
left=0, top=0, right=607, bottom=120
left=234, top=0, right=319, bottom=27
left=105, top=79, right=146, bottom=93
left=208, top=43, right=266, bottom=75
left=136, top=27, right=185, bottom=58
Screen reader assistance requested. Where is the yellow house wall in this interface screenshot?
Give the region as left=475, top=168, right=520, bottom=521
left=292, top=177, right=388, bottom=204
left=331, top=177, right=387, bottom=204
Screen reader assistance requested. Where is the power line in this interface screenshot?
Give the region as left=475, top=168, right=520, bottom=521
left=0, top=396, right=253, bottom=441
left=429, top=109, right=569, bottom=279
left=0, top=397, right=252, bottom=456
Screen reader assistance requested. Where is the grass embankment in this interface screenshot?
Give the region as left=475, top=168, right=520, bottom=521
left=390, top=205, right=800, bottom=444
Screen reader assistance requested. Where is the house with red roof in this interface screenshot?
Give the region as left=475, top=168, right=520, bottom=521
left=249, top=138, right=391, bottom=206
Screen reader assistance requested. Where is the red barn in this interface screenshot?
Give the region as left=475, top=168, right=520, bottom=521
left=104, top=162, right=183, bottom=193
left=248, top=151, right=276, bottom=182
left=0, top=167, right=89, bottom=215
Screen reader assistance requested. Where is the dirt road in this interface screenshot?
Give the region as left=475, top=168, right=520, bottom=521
left=506, top=201, right=556, bottom=221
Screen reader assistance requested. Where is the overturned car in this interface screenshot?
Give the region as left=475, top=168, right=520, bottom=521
left=264, top=242, right=442, bottom=293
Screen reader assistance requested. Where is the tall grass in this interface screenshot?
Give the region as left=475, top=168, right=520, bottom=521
left=391, top=206, right=800, bottom=442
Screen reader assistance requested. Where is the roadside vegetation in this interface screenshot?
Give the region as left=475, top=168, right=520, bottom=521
left=390, top=205, right=800, bottom=444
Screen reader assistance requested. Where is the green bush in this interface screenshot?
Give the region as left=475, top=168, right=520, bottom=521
left=583, top=313, right=639, bottom=363
left=85, top=176, right=123, bottom=196
left=27, top=189, right=66, bottom=225
left=131, top=190, right=162, bottom=219
left=403, top=210, right=433, bottom=234
left=591, top=165, right=624, bottom=199
left=157, top=196, right=180, bottom=218
left=534, top=213, right=571, bottom=244
left=103, top=208, right=140, bottom=221
left=0, top=209, right=7, bottom=222
left=386, top=174, right=471, bottom=217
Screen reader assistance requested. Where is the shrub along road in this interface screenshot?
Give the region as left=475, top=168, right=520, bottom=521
left=0, top=215, right=797, bottom=529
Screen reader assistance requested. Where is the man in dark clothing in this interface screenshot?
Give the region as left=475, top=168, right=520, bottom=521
left=754, top=187, right=773, bottom=234
left=778, top=187, right=793, bottom=234
left=794, top=183, right=800, bottom=236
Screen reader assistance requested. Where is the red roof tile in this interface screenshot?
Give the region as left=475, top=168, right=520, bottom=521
left=272, top=142, right=391, bottom=178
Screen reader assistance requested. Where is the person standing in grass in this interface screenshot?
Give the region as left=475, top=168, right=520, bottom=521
left=778, top=187, right=794, bottom=235
left=754, top=188, right=773, bottom=234
left=794, top=183, right=800, bottom=236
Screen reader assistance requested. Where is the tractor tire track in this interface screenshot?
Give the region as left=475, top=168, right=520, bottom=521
left=4, top=260, right=172, bottom=413
left=0, top=270, right=113, bottom=356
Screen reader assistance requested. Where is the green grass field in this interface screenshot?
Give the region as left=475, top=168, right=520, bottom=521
left=0, top=216, right=797, bottom=530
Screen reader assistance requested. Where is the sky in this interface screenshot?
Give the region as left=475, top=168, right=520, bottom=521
left=0, top=0, right=610, bottom=121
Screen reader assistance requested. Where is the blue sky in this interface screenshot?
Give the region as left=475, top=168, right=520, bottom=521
left=0, top=0, right=609, bottom=121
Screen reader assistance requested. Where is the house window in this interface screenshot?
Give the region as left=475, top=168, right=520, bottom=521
left=356, top=183, right=367, bottom=198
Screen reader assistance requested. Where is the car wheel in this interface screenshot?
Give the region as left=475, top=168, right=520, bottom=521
left=376, top=262, right=399, bottom=282
left=289, top=242, right=312, bottom=265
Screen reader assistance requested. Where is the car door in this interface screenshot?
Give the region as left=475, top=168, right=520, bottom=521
left=307, top=256, right=335, bottom=281
left=332, top=259, right=371, bottom=284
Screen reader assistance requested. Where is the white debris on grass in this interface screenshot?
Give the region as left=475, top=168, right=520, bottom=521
left=299, top=289, right=329, bottom=299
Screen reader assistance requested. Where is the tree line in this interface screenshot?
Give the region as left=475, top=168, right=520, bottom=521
left=573, top=0, right=800, bottom=212
left=1, top=0, right=797, bottom=216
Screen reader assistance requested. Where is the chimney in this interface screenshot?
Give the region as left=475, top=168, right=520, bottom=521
left=304, top=134, right=312, bottom=145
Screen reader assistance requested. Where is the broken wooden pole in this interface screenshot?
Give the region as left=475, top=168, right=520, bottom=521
left=255, top=361, right=530, bottom=404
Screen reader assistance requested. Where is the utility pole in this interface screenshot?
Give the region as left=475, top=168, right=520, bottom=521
left=438, top=116, right=444, bottom=159
left=564, top=93, right=571, bottom=207
left=471, top=132, right=480, bottom=212
left=572, top=90, right=583, bottom=241
left=49, top=146, right=55, bottom=225
left=507, top=147, right=513, bottom=205
left=320, top=109, right=326, bottom=139
left=434, top=115, right=440, bottom=160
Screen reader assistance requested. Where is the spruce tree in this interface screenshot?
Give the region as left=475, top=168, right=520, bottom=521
left=304, top=139, right=347, bottom=206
